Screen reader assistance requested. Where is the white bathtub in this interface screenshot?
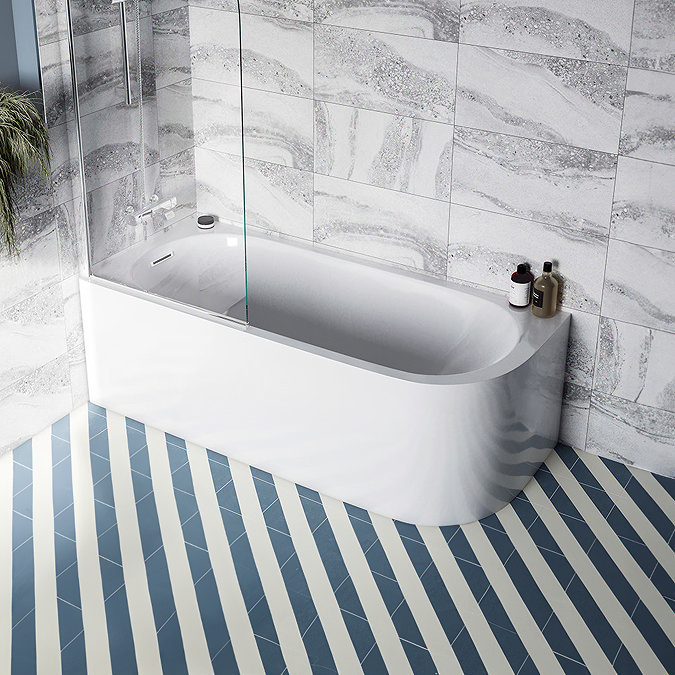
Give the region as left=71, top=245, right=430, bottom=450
left=81, top=220, right=570, bottom=525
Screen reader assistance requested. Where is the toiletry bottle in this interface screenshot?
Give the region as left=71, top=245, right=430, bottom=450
left=509, top=263, right=534, bottom=307
left=532, top=261, right=558, bottom=318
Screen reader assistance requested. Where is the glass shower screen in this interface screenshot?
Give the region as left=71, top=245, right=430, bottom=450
left=70, top=0, right=248, bottom=322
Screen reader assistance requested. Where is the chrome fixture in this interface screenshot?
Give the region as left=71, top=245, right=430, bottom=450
left=111, top=0, right=132, bottom=105
left=129, top=195, right=178, bottom=226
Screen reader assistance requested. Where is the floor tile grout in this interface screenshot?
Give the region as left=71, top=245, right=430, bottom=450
left=6, top=407, right=675, bottom=675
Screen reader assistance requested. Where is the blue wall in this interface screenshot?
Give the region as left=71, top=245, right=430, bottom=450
left=0, top=0, right=41, bottom=93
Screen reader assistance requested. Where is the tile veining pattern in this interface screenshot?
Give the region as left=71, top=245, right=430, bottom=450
left=0, top=0, right=88, bottom=455
left=4, top=403, right=675, bottom=674
left=184, top=0, right=675, bottom=474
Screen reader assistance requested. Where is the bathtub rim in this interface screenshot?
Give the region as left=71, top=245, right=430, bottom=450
left=84, top=266, right=570, bottom=387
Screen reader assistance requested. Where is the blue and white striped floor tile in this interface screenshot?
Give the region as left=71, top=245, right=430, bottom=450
left=3, top=402, right=675, bottom=674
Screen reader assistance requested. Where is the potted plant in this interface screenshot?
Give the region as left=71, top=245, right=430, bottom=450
left=0, top=88, right=51, bottom=256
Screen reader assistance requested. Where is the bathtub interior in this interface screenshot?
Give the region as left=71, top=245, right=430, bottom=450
left=92, top=218, right=248, bottom=321
left=92, top=218, right=524, bottom=376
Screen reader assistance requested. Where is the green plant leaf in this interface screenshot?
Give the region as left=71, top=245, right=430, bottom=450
left=0, top=88, right=52, bottom=257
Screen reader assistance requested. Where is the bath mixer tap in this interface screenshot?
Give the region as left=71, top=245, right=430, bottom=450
left=131, top=196, right=178, bottom=226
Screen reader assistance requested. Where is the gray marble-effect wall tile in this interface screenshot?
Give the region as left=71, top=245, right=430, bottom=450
left=15, top=123, right=81, bottom=222
left=315, top=25, right=456, bottom=123
left=603, top=240, right=675, bottom=333
left=143, top=161, right=161, bottom=205
left=241, top=15, right=313, bottom=97
left=0, top=211, right=60, bottom=310
left=242, top=89, right=314, bottom=171
left=459, top=0, right=633, bottom=65
left=559, top=382, right=591, bottom=449
left=611, top=156, right=675, bottom=252
left=189, top=0, right=239, bottom=10
left=14, top=204, right=57, bottom=250
left=89, top=15, right=154, bottom=108
left=68, top=344, right=89, bottom=409
left=73, top=25, right=127, bottom=117
left=315, top=174, right=449, bottom=276
left=152, top=0, right=189, bottom=14
left=87, top=170, right=145, bottom=265
left=588, top=392, right=675, bottom=477
left=61, top=276, right=84, bottom=356
left=158, top=79, right=195, bottom=160
left=630, top=0, right=675, bottom=73
left=69, top=0, right=151, bottom=37
left=146, top=148, right=198, bottom=234
left=35, top=0, right=68, bottom=45
left=139, top=16, right=158, bottom=101
left=40, top=39, right=74, bottom=128
left=193, top=79, right=241, bottom=153
left=195, top=147, right=244, bottom=225
left=190, top=7, right=241, bottom=87
left=315, top=101, right=453, bottom=200
left=315, top=0, right=459, bottom=42
left=595, top=317, right=675, bottom=413
left=0, top=284, right=67, bottom=391
left=68, top=0, right=120, bottom=35
left=14, top=172, right=53, bottom=226
left=565, top=310, right=599, bottom=389
left=142, top=97, right=160, bottom=168
left=451, top=127, right=616, bottom=236
left=240, top=0, right=311, bottom=21
left=620, top=68, right=675, bottom=165
left=55, top=198, right=86, bottom=279
left=244, top=158, right=313, bottom=239
left=60, top=276, right=88, bottom=407
left=80, top=103, right=143, bottom=192
left=455, top=46, right=625, bottom=154
left=48, top=123, right=82, bottom=207
left=194, top=78, right=312, bottom=170
left=154, top=7, right=191, bottom=89
left=0, top=355, right=71, bottom=456
left=447, top=204, right=607, bottom=313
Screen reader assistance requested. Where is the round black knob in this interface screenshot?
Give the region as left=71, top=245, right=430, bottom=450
left=197, top=215, right=215, bottom=229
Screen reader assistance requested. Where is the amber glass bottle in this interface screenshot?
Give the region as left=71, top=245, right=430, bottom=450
left=532, top=261, right=558, bottom=318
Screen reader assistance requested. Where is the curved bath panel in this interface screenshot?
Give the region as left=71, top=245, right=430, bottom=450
left=83, top=224, right=570, bottom=526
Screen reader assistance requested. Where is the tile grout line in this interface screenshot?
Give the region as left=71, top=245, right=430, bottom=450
left=144, top=427, right=215, bottom=675
left=106, top=411, right=163, bottom=674
left=274, top=477, right=365, bottom=675
left=546, top=452, right=675, bottom=644
left=59, top=627, right=84, bottom=653
left=524, top=478, right=669, bottom=674
left=421, top=524, right=516, bottom=674
left=0, top=445, right=12, bottom=674
left=369, top=513, right=461, bottom=675
left=228, top=458, right=313, bottom=675
left=187, top=441, right=265, bottom=674
left=577, top=452, right=675, bottom=579
left=33, top=428, right=62, bottom=675
left=627, top=466, right=675, bottom=524
left=10, top=402, right=675, bottom=674
left=69, top=405, right=113, bottom=675
left=496, top=503, right=616, bottom=673
left=321, top=496, right=414, bottom=675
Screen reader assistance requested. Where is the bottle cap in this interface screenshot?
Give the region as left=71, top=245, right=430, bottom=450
left=543, top=261, right=552, bottom=273
left=517, top=263, right=527, bottom=274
